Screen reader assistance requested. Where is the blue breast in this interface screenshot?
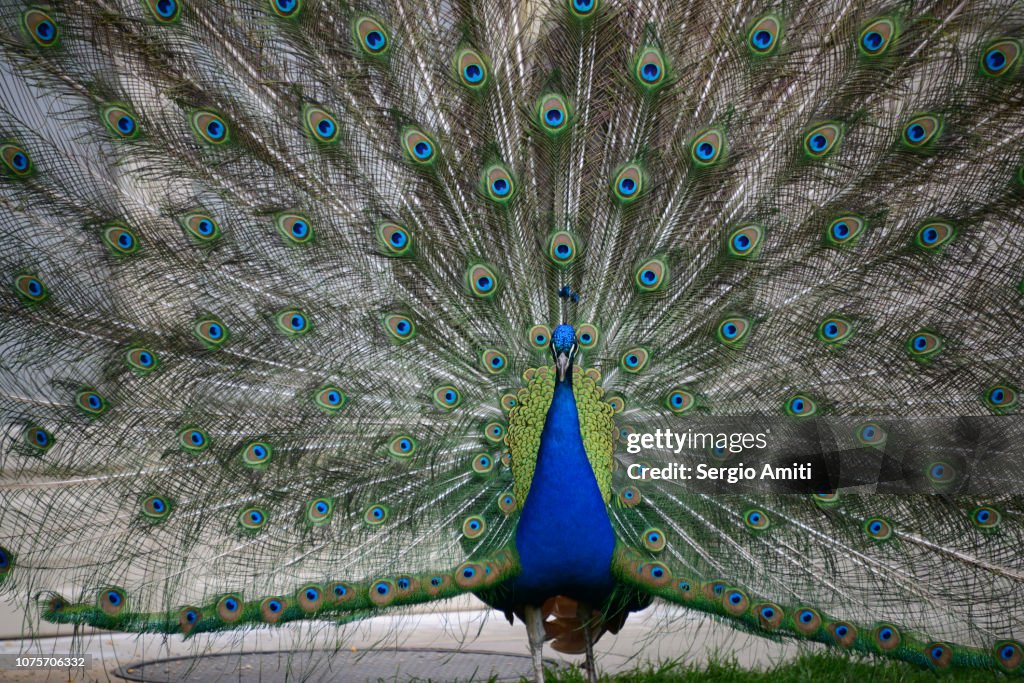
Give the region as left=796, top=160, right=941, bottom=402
left=510, top=375, right=616, bottom=605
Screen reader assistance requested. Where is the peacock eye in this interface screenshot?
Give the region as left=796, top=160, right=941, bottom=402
left=456, top=47, right=489, bottom=89
left=101, top=104, right=139, bottom=139
left=979, top=38, right=1022, bottom=77
left=190, top=110, right=229, bottom=144
left=275, top=308, right=311, bottom=336
left=125, top=347, right=159, bottom=373
left=803, top=122, right=843, bottom=158
left=537, top=93, right=571, bottom=134
left=858, top=17, right=897, bottom=56
left=101, top=224, right=139, bottom=255
left=22, top=8, right=60, bottom=47
left=666, top=388, right=695, bottom=414
left=612, top=163, right=645, bottom=204
left=482, top=163, right=516, bottom=203
left=76, top=388, right=107, bottom=415
left=181, top=212, right=222, bottom=243
left=901, top=114, right=942, bottom=149
left=689, top=128, right=726, bottom=167
left=716, top=316, right=751, bottom=346
left=634, top=47, right=667, bottom=90
left=387, top=435, right=416, bottom=459
left=817, top=317, right=854, bottom=344
left=432, top=385, right=462, bottom=410
left=785, top=393, right=817, bottom=417
left=302, top=104, right=339, bottom=143
left=364, top=504, right=389, bottom=525
left=178, top=426, right=210, bottom=452
left=270, top=0, right=301, bottom=18
left=0, top=143, right=33, bottom=177
left=747, top=15, right=782, bottom=56
left=467, top=263, right=501, bottom=297
left=527, top=324, right=551, bottom=350
left=634, top=257, right=667, bottom=292
left=726, top=224, right=762, bottom=258
left=462, top=515, right=486, bottom=538
left=239, top=507, right=268, bottom=531
left=193, top=316, right=229, bottom=347
left=401, top=126, right=436, bottom=165
left=354, top=16, right=390, bottom=56
left=825, top=215, right=866, bottom=246
left=481, top=349, right=508, bottom=374
left=275, top=212, right=314, bottom=245
left=620, top=347, right=650, bottom=373
left=914, top=220, right=955, bottom=251
left=144, top=0, right=181, bottom=22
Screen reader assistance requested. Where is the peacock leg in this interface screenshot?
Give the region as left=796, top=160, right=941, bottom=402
left=577, top=602, right=598, bottom=683
left=524, top=604, right=547, bottom=683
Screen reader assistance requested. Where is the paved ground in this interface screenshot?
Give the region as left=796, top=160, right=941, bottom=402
left=0, top=599, right=804, bottom=681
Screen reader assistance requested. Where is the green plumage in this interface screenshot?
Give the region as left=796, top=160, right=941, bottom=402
left=0, top=0, right=1023, bottom=680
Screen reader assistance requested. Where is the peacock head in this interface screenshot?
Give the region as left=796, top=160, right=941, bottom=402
left=550, top=324, right=578, bottom=382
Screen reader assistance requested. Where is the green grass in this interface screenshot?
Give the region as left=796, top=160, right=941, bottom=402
left=538, top=652, right=1007, bottom=681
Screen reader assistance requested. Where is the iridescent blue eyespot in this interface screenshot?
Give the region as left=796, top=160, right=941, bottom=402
left=618, top=177, right=637, bottom=196
left=414, top=141, right=432, bottom=159
left=464, top=64, right=482, bottom=83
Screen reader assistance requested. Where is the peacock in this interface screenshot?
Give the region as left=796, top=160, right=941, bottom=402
left=1, top=0, right=1023, bottom=681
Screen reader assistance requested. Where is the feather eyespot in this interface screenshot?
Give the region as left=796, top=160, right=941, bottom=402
left=747, top=15, right=782, bottom=56
left=906, top=330, right=942, bottom=359
left=829, top=622, right=857, bottom=647
left=825, top=215, right=865, bottom=246
left=75, top=388, right=107, bottom=416
left=484, top=421, right=506, bottom=443
left=270, top=0, right=301, bottom=19
left=193, top=315, right=228, bottom=348
left=980, top=38, right=1022, bottom=78
left=818, top=317, right=853, bottom=344
left=784, top=394, right=816, bottom=417
left=101, top=104, right=139, bottom=139
left=179, top=607, right=200, bottom=634
left=25, top=425, right=54, bottom=451
left=716, top=316, right=751, bottom=347
left=500, top=393, right=519, bottom=411
left=901, top=114, right=943, bottom=150
left=275, top=309, right=311, bottom=336
left=387, top=435, right=416, bottom=459
left=296, top=585, right=323, bottom=610
left=568, top=0, right=598, bottom=18
left=455, top=47, right=489, bottom=89
left=180, top=212, right=221, bottom=243
left=275, top=212, right=314, bottom=245
left=101, top=223, right=139, bottom=255
left=377, top=222, right=413, bottom=256
left=241, top=441, right=273, bottom=468
left=620, top=347, right=649, bottom=373
left=914, top=220, right=955, bottom=251
left=402, top=127, right=435, bottom=165
left=217, top=595, right=244, bottom=622
left=315, top=385, right=346, bottom=413
left=576, top=323, right=599, bottom=349
left=612, top=163, right=645, bottom=204
left=995, top=641, right=1023, bottom=671
left=462, top=515, right=486, bottom=539
left=970, top=505, right=1001, bottom=530
left=690, top=128, right=726, bottom=167
left=302, top=104, right=339, bottom=143
left=858, top=17, right=897, bottom=56
left=238, top=507, right=268, bottom=531
left=498, top=492, right=516, bottom=514
left=467, top=263, right=500, bottom=298
left=537, top=94, right=571, bottom=135
left=481, top=349, right=508, bottom=375
left=856, top=422, right=886, bottom=447
left=722, top=588, right=748, bottom=615
left=383, top=313, right=416, bottom=343
left=618, top=486, right=641, bottom=507
left=642, top=528, right=666, bottom=552
left=305, top=498, right=333, bottom=525
left=141, top=495, right=172, bottom=521
left=144, top=0, right=181, bottom=23
left=666, top=388, right=695, bottom=414
left=726, top=224, right=762, bottom=258
left=22, top=9, right=59, bottom=47
left=178, top=427, right=209, bottom=453
left=260, top=597, right=286, bottom=624
left=634, top=257, right=667, bottom=292
left=756, top=604, right=783, bottom=630
left=634, top=47, right=667, bottom=90
left=471, top=453, right=495, bottom=475
left=927, top=461, right=957, bottom=487
left=794, top=608, right=821, bottom=635
left=0, top=143, right=33, bottom=177
left=13, top=274, right=48, bottom=303
left=864, top=517, right=892, bottom=541
left=190, top=110, right=229, bottom=145
left=482, top=163, right=516, bottom=203
left=432, top=385, right=462, bottom=410
left=364, top=504, right=389, bottom=525
left=743, top=509, right=770, bottom=531
left=803, top=122, right=843, bottom=158
left=873, top=624, right=901, bottom=651
left=353, top=16, right=389, bottom=56
left=547, top=231, right=578, bottom=266
left=984, top=384, right=1017, bottom=412
left=527, top=325, right=551, bottom=351
left=99, top=588, right=126, bottom=616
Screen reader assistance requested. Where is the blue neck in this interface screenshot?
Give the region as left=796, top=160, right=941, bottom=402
left=512, top=370, right=616, bottom=604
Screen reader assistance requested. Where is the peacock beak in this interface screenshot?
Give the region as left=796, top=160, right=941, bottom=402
left=555, top=351, right=571, bottom=382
